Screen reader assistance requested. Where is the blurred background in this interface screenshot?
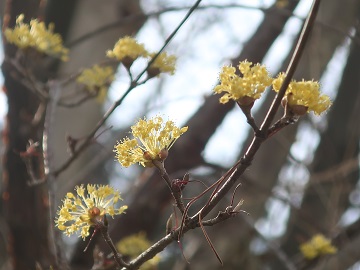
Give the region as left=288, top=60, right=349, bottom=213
left=0, top=0, right=360, bottom=269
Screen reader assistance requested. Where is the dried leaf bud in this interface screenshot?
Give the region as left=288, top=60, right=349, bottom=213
left=233, top=199, right=244, bottom=212
left=183, top=173, right=190, bottom=182
left=171, top=179, right=182, bottom=192
left=166, top=213, right=174, bottom=235
left=158, top=148, right=169, bottom=161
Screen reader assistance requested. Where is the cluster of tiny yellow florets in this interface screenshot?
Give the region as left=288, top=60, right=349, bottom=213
left=215, top=60, right=332, bottom=115
left=106, top=36, right=148, bottom=62
left=107, top=36, right=176, bottom=76
left=148, top=52, right=177, bottom=76
left=4, top=14, right=69, bottom=61
left=55, top=184, right=127, bottom=240
left=299, top=234, right=337, bottom=260
left=272, top=73, right=332, bottom=115
left=114, top=116, right=188, bottom=167
left=116, top=232, right=160, bottom=270
left=214, top=60, right=273, bottom=104
left=76, top=65, right=114, bottom=102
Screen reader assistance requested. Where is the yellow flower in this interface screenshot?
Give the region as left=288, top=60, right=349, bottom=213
left=300, top=234, right=337, bottom=260
left=272, top=73, right=332, bottom=115
left=114, top=116, right=188, bottom=167
left=4, top=14, right=69, bottom=61
left=55, top=184, right=127, bottom=240
left=106, top=36, right=148, bottom=62
left=76, top=65, right=114, bottom=102
left=117, top=232, right=160, bottom=270
left=214, top=60, right=273, bottom=104
left=148, top=52, right=177, bottom=76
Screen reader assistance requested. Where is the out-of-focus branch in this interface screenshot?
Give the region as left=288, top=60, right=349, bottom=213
left=67, top=4, right=360, bottom=49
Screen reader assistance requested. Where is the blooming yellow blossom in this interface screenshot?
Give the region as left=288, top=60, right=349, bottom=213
left=148, top=52, right=177, bottom=76
left=114, top=116, right=188, bottom=167
left=117, top=232, right=160, bottom=270
left=272, top=73, right=332, bottom=115
left=76, top=65, right=114, bottom=102
left=106, top=36, right=148, bottom=62
left=300, top=234, right=337, bottom=260
left=4, top=14, right=69, bottom=61
left=55, top=184, right=127, bottom=240
left=214, top=60, right=273, bottom=104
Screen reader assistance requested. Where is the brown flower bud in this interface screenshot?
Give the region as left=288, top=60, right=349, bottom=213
left=238, top=96, right=255, bottom=107
left=89, top=207, right=101, bottom=217
left=143, top=151, right=153, bottom=161
left=147, top=67, right=161, bottom=78
left=121, top=56, right=135, bottom=70
left=289, top=104, right=308, bottom=116
left=158, top=148, right=169, bottom=161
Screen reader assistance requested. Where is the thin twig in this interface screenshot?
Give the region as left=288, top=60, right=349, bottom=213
left=99, top=217, right=129, bottom=269
left=152, top=160, right=186, bottom=214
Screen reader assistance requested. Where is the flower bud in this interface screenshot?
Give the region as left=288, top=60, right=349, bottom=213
left=143, top=151, right=153, bottom=161
left=158, top=148, right=168, bottom=161
left=121, top=56, right=135, bottom=70
left=89, top=207, right=101, bottom=217
left=238, top=96, right=255, bottom=107
left=147, top=67, right=161, bottom=78
left=289, top=104, right=308, bottom=116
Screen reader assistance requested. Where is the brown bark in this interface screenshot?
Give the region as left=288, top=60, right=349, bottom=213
left=1, top=2, right=57, bottom=269
left=1, top=0, right=146, bottom=269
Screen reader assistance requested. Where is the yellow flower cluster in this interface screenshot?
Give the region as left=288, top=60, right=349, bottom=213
left=76, top=65, right=114, bottom=102
left=273, top=73, right=332, bottom=115
left=299, top=234, right=337, bottom=260
left=107, top=36, right=176, bottom=75
left=148, top=52, right=177, bottom=76
left=4, top=14, right=69, bottom=61
left=214, top=61, right=332, bottom=115
left=114, top=116, right=188, bottom=167
left=55, top=184, right=127, bottom=240
left=117, top=232, right=160, bottom=270
left=106, top=36, right=148, bottom=62
left=214, top=60, right=273, bottom=104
